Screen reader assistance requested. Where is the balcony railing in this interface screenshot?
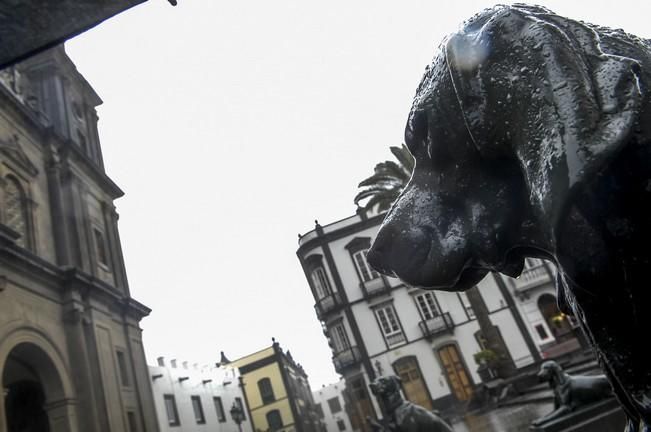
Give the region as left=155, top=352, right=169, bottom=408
left=332, top=346, right=361, bottom=374
left=511, top=262, right=551, bottom=291
left=419, top=312, right=454, bottom=339
left=386, top=332, right=406, bottom=347
left=314, top=292, right=342, bottom=318
left=360, top=277, right=388, bottom=299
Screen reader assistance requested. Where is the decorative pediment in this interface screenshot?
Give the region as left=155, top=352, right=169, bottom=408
left=0, top=134, right=38, bottom=177
left=344, top=236, right=372, bottom=253
left=304, top=254, right=324, bottom=270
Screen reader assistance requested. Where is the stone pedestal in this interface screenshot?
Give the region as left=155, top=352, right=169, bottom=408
left=529, top=398, right=626, bottom=432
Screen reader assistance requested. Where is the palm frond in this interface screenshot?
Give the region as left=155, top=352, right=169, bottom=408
left=354, top=184, right=401, bottom=205
left=360, top=190, right=401, bottom=212
left=358, top=162, right=410, bottom=188
left=375, top=161, right=411, bottom=183
left=354, top=143, right=416, bottom=212
left=358, top=174, right=404, bottom=188
left=390, top=144, right=415, bottom=175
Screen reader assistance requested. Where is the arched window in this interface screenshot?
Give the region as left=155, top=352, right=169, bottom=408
left=266, top=409, right=283, bottom=431
left=258, top=377, right=275, bottom=404
left=4, top=176, right=28, bottom=247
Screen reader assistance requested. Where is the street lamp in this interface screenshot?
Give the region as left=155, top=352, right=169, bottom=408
left=230, top=401, right=244, bottom=432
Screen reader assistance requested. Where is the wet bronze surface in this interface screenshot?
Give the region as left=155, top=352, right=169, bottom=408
left=368, top=5, right=651, bottom=430
left=0, top=0, right=148, bottom=69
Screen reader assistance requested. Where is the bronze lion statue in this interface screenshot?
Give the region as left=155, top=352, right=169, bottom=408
left=367, top=4, right=651, bottom=431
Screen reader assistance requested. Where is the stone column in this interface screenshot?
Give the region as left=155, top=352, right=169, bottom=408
left=45, top=141, right=72, bottom=265
left=62, top=288, right=107, bottom=432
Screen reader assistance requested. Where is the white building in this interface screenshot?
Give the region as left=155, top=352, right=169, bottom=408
left=149, top=357, right=253, bottom=432
left=313, top=380, right=353, bottom=432
left=504, top=259, right=585, bottom=358
left=297, top=209, right=584, bottom=432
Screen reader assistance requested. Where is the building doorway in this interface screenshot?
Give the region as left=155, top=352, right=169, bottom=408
left=2, top=342, right=68, bottom=432
left=438, top=344, right=473, bottom=402
left=344, top=375, right=375, bottom=432
left=393, top=357, right=433, bottom=410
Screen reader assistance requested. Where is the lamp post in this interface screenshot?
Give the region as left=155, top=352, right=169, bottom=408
left=230, top=401, right=244, bottom=432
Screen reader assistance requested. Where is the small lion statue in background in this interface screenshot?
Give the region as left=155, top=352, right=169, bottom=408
left=367, top=375, right=453, bottom=432
left=532, top=360, right=613, bottom=426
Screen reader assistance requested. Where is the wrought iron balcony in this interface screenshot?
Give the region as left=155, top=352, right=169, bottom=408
left=332, top=346, right=361, bottom=374
left=360, top=277, right=389, bottom=299
left=314, top=292, right=342, bottom=318
left=419, top=312, right=454, bottom=339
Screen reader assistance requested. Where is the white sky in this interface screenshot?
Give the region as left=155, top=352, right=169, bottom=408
left=65, top=0, right=651, bottom=389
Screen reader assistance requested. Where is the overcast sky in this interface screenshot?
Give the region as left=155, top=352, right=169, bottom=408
left=65, top=0, right=651, bottom=388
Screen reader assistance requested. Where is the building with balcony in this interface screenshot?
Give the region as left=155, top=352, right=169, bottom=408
left=505, top=258, right=586, bottom=358
left=313, top=380, right=353, bottom=432
left=297, top=209, right=584, bottom=430
left=149, top=357, right=253, bottom=432
left=228, top=340, right=322, bottom=432
left=0, top=46, right=158, bottom=431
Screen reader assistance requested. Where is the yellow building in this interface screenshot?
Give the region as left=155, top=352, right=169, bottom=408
left=229, top=341, right=322, bottom=432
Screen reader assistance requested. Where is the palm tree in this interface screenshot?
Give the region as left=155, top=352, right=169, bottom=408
left=354, top=144, right=415, bottom=212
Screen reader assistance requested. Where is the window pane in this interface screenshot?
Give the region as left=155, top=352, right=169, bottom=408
left=164, top=395, right=179, bottom=426
left=458, top=292, right=475, bottom=319
left=417, top=293, right=440, bottom=320
left=535, top=324, right=549, bottom=340
left=363, top=250, right=379, bottom=279
left=426, top=293, right=438, bottom=315
left=354, top=251, right=371, bottom=281
left=214, top=397, right=226, bottom=422
left=93, top=228, right=109, bottom=266
left=116, top=351, right=130, bottom=387
left=384, top=307, right=400, bottom=332
left=330, top=324, right=350, bottom=353
left=335, top=325, right=349, bottom=350
left=258, top=378, right=275, bottom=404
left=376, top=309, right=390, bottom=334
left=311, top=267, right=331, bottom=299
left=375, top=306, right=405, bottom=346
left=266, top=410, right=283, bottom=431
left=4, top=177, right=27, bottom=247
left=191, top=396, right=205, bottom=424
left=327, top=397, right=342, bottom=413
left=354, top=250, right=379, bottom=282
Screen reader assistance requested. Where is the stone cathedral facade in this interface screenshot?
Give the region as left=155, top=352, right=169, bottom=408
left=0, top=46, right=158, bottom=431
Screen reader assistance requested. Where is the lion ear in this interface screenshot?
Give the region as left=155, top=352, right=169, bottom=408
left=445, top=5, right=642, bottom=234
